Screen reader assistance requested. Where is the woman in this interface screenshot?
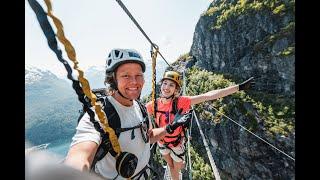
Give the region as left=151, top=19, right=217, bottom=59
left=146, top=70, right=254, bottom=180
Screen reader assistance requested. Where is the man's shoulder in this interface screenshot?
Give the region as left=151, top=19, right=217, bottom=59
left=105, top=96, right=122, bottom=110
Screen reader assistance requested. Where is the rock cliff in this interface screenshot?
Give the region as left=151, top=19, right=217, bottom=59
left=190, top=0, right=295, bottom=96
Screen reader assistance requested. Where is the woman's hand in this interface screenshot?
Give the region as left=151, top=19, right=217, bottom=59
left=239, top=77, right=255, bottom=91
left=166, top=109, right=192, bottom=134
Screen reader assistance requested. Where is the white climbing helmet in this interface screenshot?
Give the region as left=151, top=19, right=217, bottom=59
left=105, top=48, right=146, bottom=73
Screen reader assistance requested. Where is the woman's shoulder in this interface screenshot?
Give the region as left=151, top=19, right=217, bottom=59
left=176, top=96, right=191, bottom=107
left=145, top=100, right=155, bottom=113
left=145, top=101, right=153, bottom=108
left=177, top=96, right=191, bottom=102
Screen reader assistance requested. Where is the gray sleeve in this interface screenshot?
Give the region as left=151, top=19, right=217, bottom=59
left=70, top=113, right=101, bottom=147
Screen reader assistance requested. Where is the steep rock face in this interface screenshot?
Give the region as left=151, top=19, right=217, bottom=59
left=156, top=61, right=295, bottom=179
left=179, top=66, right=295, bottom=179
left=183, top=0, right=295, bottom=178
left=190, top=0, right=295, bottom=96
left=190, top=99, right=294, bottom=179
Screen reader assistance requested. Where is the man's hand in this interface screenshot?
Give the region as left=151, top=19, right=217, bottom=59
left=239, top=77, right=255, bottom=91
left=166, top=109, right=192, bottom=134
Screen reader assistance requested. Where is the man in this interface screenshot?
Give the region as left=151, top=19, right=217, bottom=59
left=64, top=49, right=190, bottom=179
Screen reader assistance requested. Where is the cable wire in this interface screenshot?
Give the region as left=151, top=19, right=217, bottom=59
left=211, top=106, right=295, bottom=161
left=114, top=0, right=171, bottom=67
left=192, top=108, right=221, bottom=180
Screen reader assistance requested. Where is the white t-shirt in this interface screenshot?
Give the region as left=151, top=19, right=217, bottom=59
left=71, top=96, right=151, bottom=179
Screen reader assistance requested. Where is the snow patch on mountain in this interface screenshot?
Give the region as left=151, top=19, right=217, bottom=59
left=25, top=65, right=58, bottom=85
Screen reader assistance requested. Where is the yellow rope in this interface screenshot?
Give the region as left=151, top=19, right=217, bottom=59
left=44, top=0, right=121, bottom=155
left=151, top=45, right=159, bottom=116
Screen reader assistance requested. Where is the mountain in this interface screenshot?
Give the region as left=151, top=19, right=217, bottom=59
left=163, top=0, right=295, bottom=179
left=25, top=66, right=81, bottom=145
left=172, top=0, right=295, bottom=179
left=189, top=0, right=295, bottom=97
left=83, top=66, right=106, bottom=89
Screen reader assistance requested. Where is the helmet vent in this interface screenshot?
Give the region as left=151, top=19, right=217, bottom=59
left=107, top=59, right=112, bottom=66
left=115, top=50, right=120, bottom=57
left=128, top=52, right=141, bottom=58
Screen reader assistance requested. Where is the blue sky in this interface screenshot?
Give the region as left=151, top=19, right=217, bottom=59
left=26, top=0, right=211, bottom=77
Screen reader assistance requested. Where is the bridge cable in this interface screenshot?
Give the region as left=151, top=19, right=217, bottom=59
left=211, top=106, right=295, bottom=161
left=182, top=71, right=193, bottom=180
left=114, top=0, right=171, bottom=67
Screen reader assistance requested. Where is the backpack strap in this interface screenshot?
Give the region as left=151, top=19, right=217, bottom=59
left=90, top=97, right=149, bottom=171
left=136, top=100, right=147, bottom=118
left=77, top=88, right=108, bottom=124
left=136, top=100, right=150, bottom=129
left=102, top=97, right=122, bottom=137
left=154, top=99, right=168, bottom=128
left=90, top=96, right=121, bottom=170
left=170, top=97, right=179, bottom=115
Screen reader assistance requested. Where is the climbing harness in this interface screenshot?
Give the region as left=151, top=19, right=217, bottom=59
left=154, top=98, right=186, bottom=149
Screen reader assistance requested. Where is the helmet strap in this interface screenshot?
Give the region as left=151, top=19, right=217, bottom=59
left=160, top=93, right=174, bottom=100
left=117, top=90, right=133, bottom=102
left=113, top=72, right=133, bottom=102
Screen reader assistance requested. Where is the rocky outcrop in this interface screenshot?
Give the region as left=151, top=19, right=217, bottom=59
left=190, top=0, right=295, bottom=96
left=190, top=98, right=295, bottom=180
left=158, top=61, right=295, bottom=179
left=152, top=1, right=295, bottom=179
